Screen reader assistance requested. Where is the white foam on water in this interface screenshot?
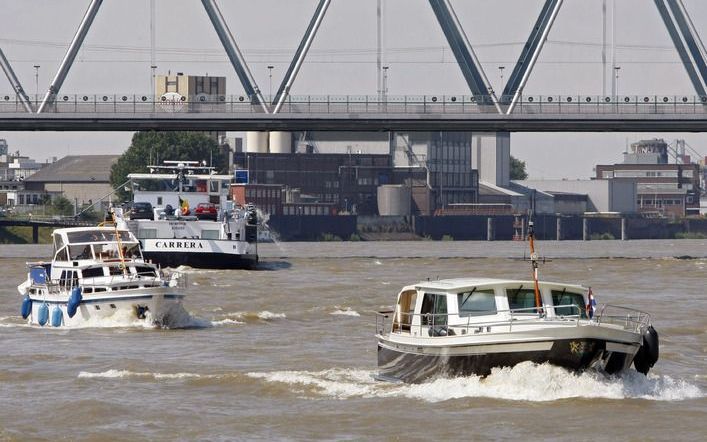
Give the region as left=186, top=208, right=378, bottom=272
left=247, top=362, right=704, bottom=403
left=373, top=260, right=383, bottom=265
left=78, top=369, right=209, bottom=380
left=211, top=318, right=243, bottom=326
left=257, top=311, right=286, bottom=320
left=330, top=307, right=361, bottom=317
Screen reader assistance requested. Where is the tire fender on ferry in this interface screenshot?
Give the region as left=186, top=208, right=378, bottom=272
left=67, top=287, right=82, bottom=318
left=37, top=303, right=49, bottom=326
left=633, top=325, right=659, bottom=375
left=21, top=294, right=32, bottom=319
left=51, top=306, right=63, bottom=327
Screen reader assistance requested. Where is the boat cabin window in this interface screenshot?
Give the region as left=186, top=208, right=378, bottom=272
left=59, top=270, right=78, bottom=289
left=93, top=243, right=119, bottom=260
left=420, top=293, right=447, bottom=326
left=53, top=234, right=65, bottom=254
left=70, top=245, right=93, bottom=260
left=506, top=287, right=541, bottom=314
left=457, top=289, right=496, bottom=316
left=393, top=289, right=417, bottom=332
left=551, top=290, right=587, bottom=318
left=67, top=230, right=131, bottom=244
left=123, top=244, right=142, bottom=259
left=133, top=266, right=157, bottom=277
left=108, top=266, right=125, bottom=276
left=55, top=246, right=69, bottom=262
left=81, top=267, right=105, bottom=278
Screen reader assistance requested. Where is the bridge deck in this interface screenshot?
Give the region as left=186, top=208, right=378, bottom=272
left=1, top=95, right=706, bottom=131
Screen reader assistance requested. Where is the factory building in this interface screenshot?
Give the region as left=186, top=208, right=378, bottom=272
left=232, top=130, right=493, bottom=216
left=595, top=139, right=701, bottom=217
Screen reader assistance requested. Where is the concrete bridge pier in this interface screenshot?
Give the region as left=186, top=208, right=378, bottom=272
left=556, top=217, right=562, bottom=241
left=32, top=225, right=39, bottom=244
left=582, top=218, right=589, bottom=241
left=621, top=217, right=627, bottom=241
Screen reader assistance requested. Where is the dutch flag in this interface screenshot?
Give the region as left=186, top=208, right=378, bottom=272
left=586, top=288, right=597, bottom=319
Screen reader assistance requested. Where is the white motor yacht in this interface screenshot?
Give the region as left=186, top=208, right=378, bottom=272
left=376, top=222, right=659, bottom=383
left=17, top=222, right=187, bottom=328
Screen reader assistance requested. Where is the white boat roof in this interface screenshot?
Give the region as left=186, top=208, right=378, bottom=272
left=408, top=277, right=588, bottom=293
left=54, top=226, right=128, bottom=235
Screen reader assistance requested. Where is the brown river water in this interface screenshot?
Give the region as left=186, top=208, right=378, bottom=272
left=1, top=240, right=705, bottom=441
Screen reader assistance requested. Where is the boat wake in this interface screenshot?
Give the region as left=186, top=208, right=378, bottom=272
left=247, top=362, right=704, bottom=402
left=330, top=307, right=361, bottom=317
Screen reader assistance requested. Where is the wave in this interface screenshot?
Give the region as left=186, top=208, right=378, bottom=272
left=330, top=307, right=361, bottom=317
left=247, top=362, right=704, bottom=402
left=78, top=369, right=212, bottom=380
left=210, top=318, right=243, bottom=326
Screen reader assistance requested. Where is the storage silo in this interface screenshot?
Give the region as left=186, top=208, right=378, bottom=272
left=246, top=131, right=268, bottom=153
left=269, top=131, right=292, bottom=153
left=377, top=185, right=411, bottom=216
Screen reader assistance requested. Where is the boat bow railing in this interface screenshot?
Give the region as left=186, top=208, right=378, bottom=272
left=377, top=304, right=586, bottom=337
left=594, top=304, right=651, bottom=333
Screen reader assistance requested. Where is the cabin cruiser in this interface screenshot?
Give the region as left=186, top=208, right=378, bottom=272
left=375, top=222, right=659, bottom=383
left=125, top=160, right=258, bottom=269
left=17, top=222, right=187, bottom=328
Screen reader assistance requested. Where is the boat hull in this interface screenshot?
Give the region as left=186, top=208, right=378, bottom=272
left=377, top=337, right=638, bottom=383
left=141, top=250, right=258, bottom=269
left=26, top=290, right=187, bottom=328
left=140, top=238, right=258, bottom=269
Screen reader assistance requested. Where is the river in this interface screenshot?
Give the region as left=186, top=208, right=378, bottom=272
left=1, top=240, right=705, bottom=441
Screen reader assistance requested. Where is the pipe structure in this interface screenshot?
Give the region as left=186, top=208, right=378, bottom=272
left=654, top=0, right=707, bottom=97
left=272, top=0, right=331, bottom=114
left=37, top=0, right=103, bottom=114
left=504, top=0, right=563, bottom=114
left=0, top=48, right=33, bottom=113
left=201, top=0, right=268, bottom=113
left=428, top=0, right=502, bottom=113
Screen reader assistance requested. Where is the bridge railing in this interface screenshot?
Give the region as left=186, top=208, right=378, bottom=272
left=1, top=94, right=707, bottom=115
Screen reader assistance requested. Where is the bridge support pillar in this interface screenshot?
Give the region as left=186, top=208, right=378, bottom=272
left=556, top=217, right=562, bottom=241
left=582, top=218, right=589, bottom=241
left=32, top=225, right=39, bottom=244
left=621, top=217, right=627, bottom=241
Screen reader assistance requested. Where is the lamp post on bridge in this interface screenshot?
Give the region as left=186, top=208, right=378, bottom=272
left=33, top=65, right=40, bottom=99
left=382, top=66, right=389, bottom=103
left=614, top=66, right=621, bottom=97
left=267, top=65, right=274, bottom=99
left=498, top=66, right=505, bottom=100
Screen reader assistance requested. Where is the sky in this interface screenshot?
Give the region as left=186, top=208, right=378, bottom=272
left=2, top=0, right=707, bottom=179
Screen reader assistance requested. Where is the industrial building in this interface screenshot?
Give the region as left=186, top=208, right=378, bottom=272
left=595, top=139, right=701, bottom=217
left=231, top=130, right=503, bottom=216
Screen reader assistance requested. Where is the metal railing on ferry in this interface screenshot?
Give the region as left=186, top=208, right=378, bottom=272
left=593, top=304, right=651, bottom=333
left=377, top=303, right=650, bottom=336
left=29, top=269, right=187, bottom=294
left=376, top=304, right=587, bottom=337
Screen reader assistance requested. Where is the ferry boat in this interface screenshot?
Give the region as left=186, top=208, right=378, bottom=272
left=17, top=218, right=188, bottom=328
left=375, top=222, right=659, bottom=383
left=125, top=161, right=258, bottom=269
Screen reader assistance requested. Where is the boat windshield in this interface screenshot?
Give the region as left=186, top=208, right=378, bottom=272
left=67, top=242, right=142, bottom=261
left=66, top=230, right=132, bottom=244
left=551, top=289, right=587, bottom=318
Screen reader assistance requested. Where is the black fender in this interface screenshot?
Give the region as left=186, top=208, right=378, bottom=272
left=633, top=325, right=659, bottom=375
